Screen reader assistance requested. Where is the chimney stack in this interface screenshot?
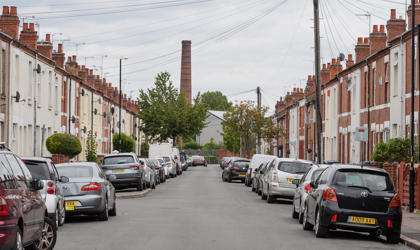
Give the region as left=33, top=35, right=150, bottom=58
left=37, top=33, right=53, bottom=58
left=369, top=24, right=387, bottom=55
left=387, top=9, right=406, bottom=41
left=52, top=43, right=65, bottom=67
left=20, top=22, right=38, bottom=49
left=180, top=40, right=192, bottom=104
left=355, top=37, right=370, bottom=63
left=0, top=6, right=19, bottom=39
left=407, top=0, right=420, bottom=27
left=346, top=54, right=354, bottom=68
left=321, top=63, right=330, bottom=84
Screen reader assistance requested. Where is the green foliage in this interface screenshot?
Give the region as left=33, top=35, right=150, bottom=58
left=201, top=91, right=232, bottom=111
left=85, top=131, right=98, bottom=162
left=204, top=155, right=218, bottom=164
left=184, top=139, right=201, bottom=150
left=113, top=133, right=135, bottom=153
left=46, top=133, right=81, bottom=158
left=203, top=138, right=220, bottom=150
left=372, top=138, right=413, bottom=165
left=137, top=72, right=208, bottom=145
left=141, top=141, right=149, bottom=157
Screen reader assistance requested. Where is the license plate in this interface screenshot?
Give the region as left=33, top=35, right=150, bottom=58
left=348, top=216, right=376, bottom=225
left=287, top=178, right=293, bottom=183
left=113, top=169, right=125, bottom=173
left=239, top=174, right=246, bottom=177
left=65, top=201, right=78, bottom=211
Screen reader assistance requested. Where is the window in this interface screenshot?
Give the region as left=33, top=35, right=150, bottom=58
left=5, top=154, right=27, bottom=189
left=15, top=156, right=33, bottom=184
left=333, top=169, right=393, bottom=192
left=372, top=68, right=376, bottom=106
left=55, top=86, right=58, bottom=113
left=28, top=61, right=33, bottom=99
left=15, top=54, right=19, bottom=90
left=48, top=71, right=52, bottom=108
left=57, top=165, right=93, bottom=178
left=277, top=162, right=311, bottom=174
left=0, top=155, right=17, bottom=189
left=385, top=62, right=389, bottom=83
left=364, top=71, right=368, bottom=107
left=0, top=48, right=5, bottom=94
left=393, top=57, right=398, bottom=96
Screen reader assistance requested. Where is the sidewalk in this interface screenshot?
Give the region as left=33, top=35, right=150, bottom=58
left=116, top=188, right=152, bottom=199
left=401, top=210, right=420, bottom=249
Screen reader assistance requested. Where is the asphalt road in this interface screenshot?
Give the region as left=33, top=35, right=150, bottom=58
left=56, top=165, right=411, bottom=250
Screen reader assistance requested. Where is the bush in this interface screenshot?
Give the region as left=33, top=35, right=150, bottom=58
left=203, top=138, right=220, bottom=150
left=113, top=133, right=135, bottom=153
left=46, top=133, right=82, bottom=158
left=141, top=141, right=149, bottom=157
left=373, top=138, right=413, bottom=165
left=204, top=155, right=218, bottom=164
left=85, top=131, right=98, bottom=162
left=184, top=139, right=201, bottom=150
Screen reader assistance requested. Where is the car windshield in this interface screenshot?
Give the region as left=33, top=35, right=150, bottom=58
left=103, top=156, right=135, bottom=165
left=333, top=169, right=393, bottom=192
left=277, top=162, right=312, bottom=174
left=163, top=157, right=170, bottom=162
left=57, top=166, right=93, bottom=178
left=23, top=160, right=51, bottom=180
left=233, top=161, right=250, bottom=168
left=311, top=169, right=324, bottom=182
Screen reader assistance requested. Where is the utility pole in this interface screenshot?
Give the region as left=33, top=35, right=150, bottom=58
left=409, top=0, right=415, bottom=213
left=91, top=89, right=94, bottom=133
left=257, top=86, right=261, bottom=154
left=118, top=57, right=128, bottom=151
left=313, top=0, right=323, bottom=164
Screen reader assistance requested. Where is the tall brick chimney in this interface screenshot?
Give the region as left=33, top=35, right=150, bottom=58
left=407, top=0, right=420, bottom=27
left=0, top=6, right=19, bottom=39
left=321, top=63, right=330, bottom=84
left=387, top=9, right=406, bottom=41
left=346, top=54, right=354, bottom=68
left=180, top=40, right=192, bottom=104
left=53, top=43, right=65, bottom=68
left=37, top=33, right=53, bottom=58
left=355, top=37, right=370, bottom=63
left=20, top=23, right=38, bottom=49
left=369, top=25, right=387, bottom=55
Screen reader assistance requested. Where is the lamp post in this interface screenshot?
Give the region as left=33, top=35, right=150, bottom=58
left=119, top=57, right=128, bottom=151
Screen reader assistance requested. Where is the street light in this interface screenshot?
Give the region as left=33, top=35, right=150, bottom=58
left=119, top=57, right=128, bottom=151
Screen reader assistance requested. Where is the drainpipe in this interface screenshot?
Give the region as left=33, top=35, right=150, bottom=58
left=33, top=53, right=38, bottom=156
left=366, top=59, right=371, bottom=162
left=68, top=76, right=72, bottom=134
left=8, top=40, right=13, bottom=148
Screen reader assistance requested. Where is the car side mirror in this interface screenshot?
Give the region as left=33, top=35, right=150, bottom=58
left=60, top=176, right=70, bottom=183
left=292, top=179, right=300, bottom=185
left=310, top=181, right=318, bottom=189
left=31, top=179, right=44, bottom=190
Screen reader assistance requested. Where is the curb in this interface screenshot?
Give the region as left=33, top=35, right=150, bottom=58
left=401, top=235, right=420, bottom=250
left=116, top=188, right=151, bottom=199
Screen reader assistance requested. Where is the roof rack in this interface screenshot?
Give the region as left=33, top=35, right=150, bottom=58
left=0, top=142, right=11, bottom=152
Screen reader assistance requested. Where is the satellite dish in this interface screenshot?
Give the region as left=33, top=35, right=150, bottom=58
left=94, top=108, right=98, bottom=115
left=110, top=107, right=115, bottom=115
left=103, top=112, right=106, bottom=118
left=71, top=116, right=76, bottom=123
left=98, top=98, right=101, bottom=104
left=81, top=89, right=85, bottom=96
left=36, top=64, right=41, bottom=74
left=338, top=53, right=345, bottom=62
left=112, top=91, right=118, bottom=98
left=82, top=126, right=87, bottom=133
left=13, top=91, right=20, bottom=102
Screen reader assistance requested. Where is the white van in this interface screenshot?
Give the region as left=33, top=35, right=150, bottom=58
left=245, top=154, right=277, bottom=187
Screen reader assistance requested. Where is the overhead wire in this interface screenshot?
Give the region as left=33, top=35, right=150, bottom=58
left=320, top=1, right=339, bottom=57
left=321, top=0, right=351, bottom=54
left=326, top=0, right=357, bottom=44
left=341, top=0, right=387, bottom=21
left=336, top=0, right=368, bottom=24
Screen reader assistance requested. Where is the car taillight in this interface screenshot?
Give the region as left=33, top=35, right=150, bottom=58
left=323, top=187, right=338, bottom=202
left=47, top=181, right=54, bottom=188
left=156, top=167, right=160, bottom=170
left=304, top=184, right=312, bottom=193
left=231, top=166, right=239, bottom=170
left=47, top=188, right=55, bottom=194
left=0, top=197, right=8, bottom=215
left=47, top=181, right=55, bottom=194
left=272, top=172, right=277, bottom=181
left=130, top=165, right=140, bottom=170
left=102, top=166, right=108, bottom=170
left=330, top=214, right=337, bottom=222
left=81, top=182, right=101, bottom=191
left=389, top=194, right=400, bottom=208
left=387, top=219, right=393, bottom=228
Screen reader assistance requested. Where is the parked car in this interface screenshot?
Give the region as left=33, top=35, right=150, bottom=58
left=146, top=159, right=162, bottom=186
left=191, top=155, right=207, bottom=166
left=56, top=162, right=117, bottom=221
left=22, top=157, right=68, bottom=228
left=222, top=158, right=250, bottom=182
left=260, top=158, right=313, bottom=202
left=163, top=156, right=177, bottom=177
left=101, top=152, right=145, bottom=191
left=255, top=159, right=273, bottom=195
left=173, top=155, right=183, bottom=175
left=301, top=165, right=401, bottom=243
left=154, top=157, right=169, bottom=178
left=0, top=146, right=57, bottom=250
left=245, top=154, right=277, bottom=187
left=139, top=158, right=156, bottom=189
left=148, top=158, right=166, bottom=183
left=220, top=157, right=231, bottom=169
left=180, top=153, right=188, bottom=171
left=292, top=164, right=325, bottom=223
left=186, top=157, right=193, bottom=167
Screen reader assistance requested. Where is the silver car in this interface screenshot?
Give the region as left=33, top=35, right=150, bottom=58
left=101, top=153, right=145, bottom=191
left=139, top=158, right=156, bottom=189
left=56, top=162, right=116, bottom=220
left=163, top=156, right=177, bottom=177
left=292, top=165, right=325, bottom=223
left=22, top=157, right=68, bottom=228
left=254, top=160, right=273, bottom=195
left=154, top=157, right=169, bottom=178
left=261, top=158, right=313, bottom=203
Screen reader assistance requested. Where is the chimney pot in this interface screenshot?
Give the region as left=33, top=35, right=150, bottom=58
left=45, top=33, right=50, bottom=42
left=364, top=37, right=369, bottom=44
left=327, top=63, right=331, bottom=68
left=58, top=43, right=63, bottom=53
left=2, top=6, right=9, bottom=15
left=67, top=56, right=71, bottom=62
left=109, top=83, right=112, bottom=88
left=308, top=75, right=312, bottom=81
left=287, top=92, right=290, bottom=95
left=337, top=59, right=341, bottom=65
left=379, top=25, right=385, bottom=33
left=29, top=23, right=34, bottom=32
left=103, top=78, right=106, bottom=84
left=10, top=6, right=17, bottom=16
left=72, top=55, right=76, bottom=62
left=96, top=75, right=100, bottom=80
left=22, top=22, right=28, bottom=31
left=357, top=37, right=363, bottom=44
left=348, top=54, right=353, bottom=61
left=89, top=69, right=93, bottom=75
left=77, top=66, right=81, bottom=70
left=390, top=9, right=396, bottom=19
left=373, top=24, right=378, bottom=33
left=81, top=65, right=85, bottom=70
left=332, top=58, right=336, bottom=65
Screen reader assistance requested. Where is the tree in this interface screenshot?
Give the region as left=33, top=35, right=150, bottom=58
left=373, top=138, right=414, bottom=165
left=184, top=139, right=201, bottom=150
left=46, top=133, right=82, bottom=158
left=222, top=123, right=240, bottom=153
left=201, top=91, right=232, bottom=111
left=86, top=131, right=98, bottom=162
left=137, top=72, right=208, bottom=145
left=203, top=138, right=220, bottom=150
left=141, top=141, right=149, bottom=157
left=113, top=133, right=135, bottom=153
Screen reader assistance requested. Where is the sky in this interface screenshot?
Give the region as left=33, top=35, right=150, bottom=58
left=2, top=0, right=410, bottom=114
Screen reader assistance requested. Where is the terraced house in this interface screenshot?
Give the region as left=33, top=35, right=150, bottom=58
left=0, top=6, right=142, bottom=160
left=274, top=4, right=420, bottom=164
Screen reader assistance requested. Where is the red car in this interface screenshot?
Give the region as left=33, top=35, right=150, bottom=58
left=0, top=146, right=57, bottom=250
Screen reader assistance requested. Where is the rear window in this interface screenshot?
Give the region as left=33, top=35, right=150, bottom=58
left=163, top=157, right=170, bottom=162
left=277, top=162, right=311, bottom=174
left=23, top=161, right=51, bottom=180
left=233, top=161, right=250, bottom=168
left=57, top=166, right=93, bottom=178
left=311, top=169, right=324, bottom=182
left=192, top=156, right=203, bottom=160
left=103, top=156, right=135, bottom=165
left=333, top=169, right=394, bottom=192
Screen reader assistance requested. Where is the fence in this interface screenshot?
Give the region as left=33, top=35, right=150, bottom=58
left=396, top=163, right=420, bottom=208
left=183, top=149, right=220, bottom=164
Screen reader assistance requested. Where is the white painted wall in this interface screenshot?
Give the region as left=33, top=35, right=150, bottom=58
left=390, top=43, right=406, bottom=139
left=288, top=105, right=299, bottom=159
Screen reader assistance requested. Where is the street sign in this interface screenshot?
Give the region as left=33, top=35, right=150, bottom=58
left=355, top=127, right=368, bottom=142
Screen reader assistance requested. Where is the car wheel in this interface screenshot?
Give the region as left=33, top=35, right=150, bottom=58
left=227, top=175, right=232, bottom=183
left=27, top=217, right=57, bottom=250
left=109, top=197, right=117, bottom=217
left=298, top=210, right=304, bottom=224
left=54, top=212, right=59, bottom=229
left=152, top=181, right=156, bottom=189
left=98, top=199, right=109, bottom=221
left=314, top=208, right=328, bottom=237
left=386, top=231, right=400, bottom=244
left=58, top=204, right=65, bottom=227
left=292, top=204, right=299, bottom=219
left=302, top=203, right=313, bottom=230
left=261, top=186, right=267, bottom=200
left=136, top=179, right=143, bottom=191
left=267, top=189, right=275, bottom=203
left=251, top=185, right=256, bottom=192
left=12, top=226, right=23, bottom=250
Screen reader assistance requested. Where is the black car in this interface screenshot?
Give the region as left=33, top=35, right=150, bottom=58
left=222, top=159, right=250, bottom=183
left=301, top=165, right=401, bottom=243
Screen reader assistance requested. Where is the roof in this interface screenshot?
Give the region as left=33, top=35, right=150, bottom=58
left=208, top=110, right=226, bottom=121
